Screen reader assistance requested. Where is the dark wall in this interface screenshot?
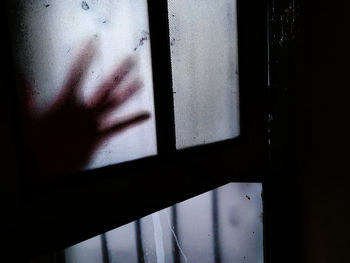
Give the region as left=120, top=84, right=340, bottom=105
left=297, top=1, right=350, bottom=262
left=0, top=4, right=23, bottom=261
left=271, top=0, right=350, bottom=263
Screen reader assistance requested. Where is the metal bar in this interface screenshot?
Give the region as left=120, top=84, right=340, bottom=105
left=135, top=220, right=145, bottom=263
left=212, top=189, right=222, bottom=263
left=101, top=234, right=110, bottom=263
left=171, top=205, right=181, bottom=263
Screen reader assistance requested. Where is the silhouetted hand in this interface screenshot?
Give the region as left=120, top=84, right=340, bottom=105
left=20, top=41, right=150, bottom=181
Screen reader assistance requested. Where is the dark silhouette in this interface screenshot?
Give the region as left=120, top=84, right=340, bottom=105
left=20, top=41, right=150, bottom=181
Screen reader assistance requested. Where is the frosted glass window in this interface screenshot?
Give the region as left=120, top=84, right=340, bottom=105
left=64, top=183, right=264, bottom=263
left=176, top=189, right=215, bottom=263
left=106, top=222, right=138, bottom=263
left=168, top=0, right=240, bottom=149
left=65, top=235, right=104, bottom=263
left=217, top=183, right=264, bottom=263
left=138, top=209, right=174, bottom=263
left=6, top=0, right=157, bottom=173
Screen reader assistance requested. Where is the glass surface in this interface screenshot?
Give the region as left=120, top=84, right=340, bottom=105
left=106, top=222, right=138, bottom=263
left=6, top=0, right=157, bottom=174
left=64, top=183, right=264, bottom=263
left=168, top=0, right=240, bottom=149
left=138, top=209, right=174, bottom=263
left=65, top=236, right=103, bottom=263
left=176, top=189, right=215, bottom=263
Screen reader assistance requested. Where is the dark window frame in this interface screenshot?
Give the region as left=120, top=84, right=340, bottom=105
left=3, top=0, right=269, bottom=260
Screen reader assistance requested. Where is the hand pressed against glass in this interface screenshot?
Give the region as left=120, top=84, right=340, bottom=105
left=20, top=42, right=150, bottom=181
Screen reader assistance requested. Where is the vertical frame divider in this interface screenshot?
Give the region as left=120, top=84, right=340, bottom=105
left=147, top=0, right=176, bottom=156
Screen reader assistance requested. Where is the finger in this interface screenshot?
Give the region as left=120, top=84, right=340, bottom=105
left=59, top=40, right=97, bottom=103
left=94, top=79, right=142, bottom=116
left=100, top=111, right=150, bottom=139
left=89, top=57, right=136, bottom=107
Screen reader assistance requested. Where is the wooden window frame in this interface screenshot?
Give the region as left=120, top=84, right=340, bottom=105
left=3, top=0, right=269, bottom=260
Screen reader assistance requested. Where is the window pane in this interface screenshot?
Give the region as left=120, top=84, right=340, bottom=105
left=138, top=209, right=174, bottom=263
left=6, top=0, right=157, bottom=174
left=64, top=183, right=264, bottom=263
left=218, top=183, right=264, bottom=263
left=65, top=235, right=103, bottom=263
left=176, top=189, right=215, bottom=263
left=105, top=222, right=138, bottom=263
left=167, top=0, right=240, bottom=149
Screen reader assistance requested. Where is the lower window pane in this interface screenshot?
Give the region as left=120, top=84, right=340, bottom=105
left=64, top=183, right=264, bottom=263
